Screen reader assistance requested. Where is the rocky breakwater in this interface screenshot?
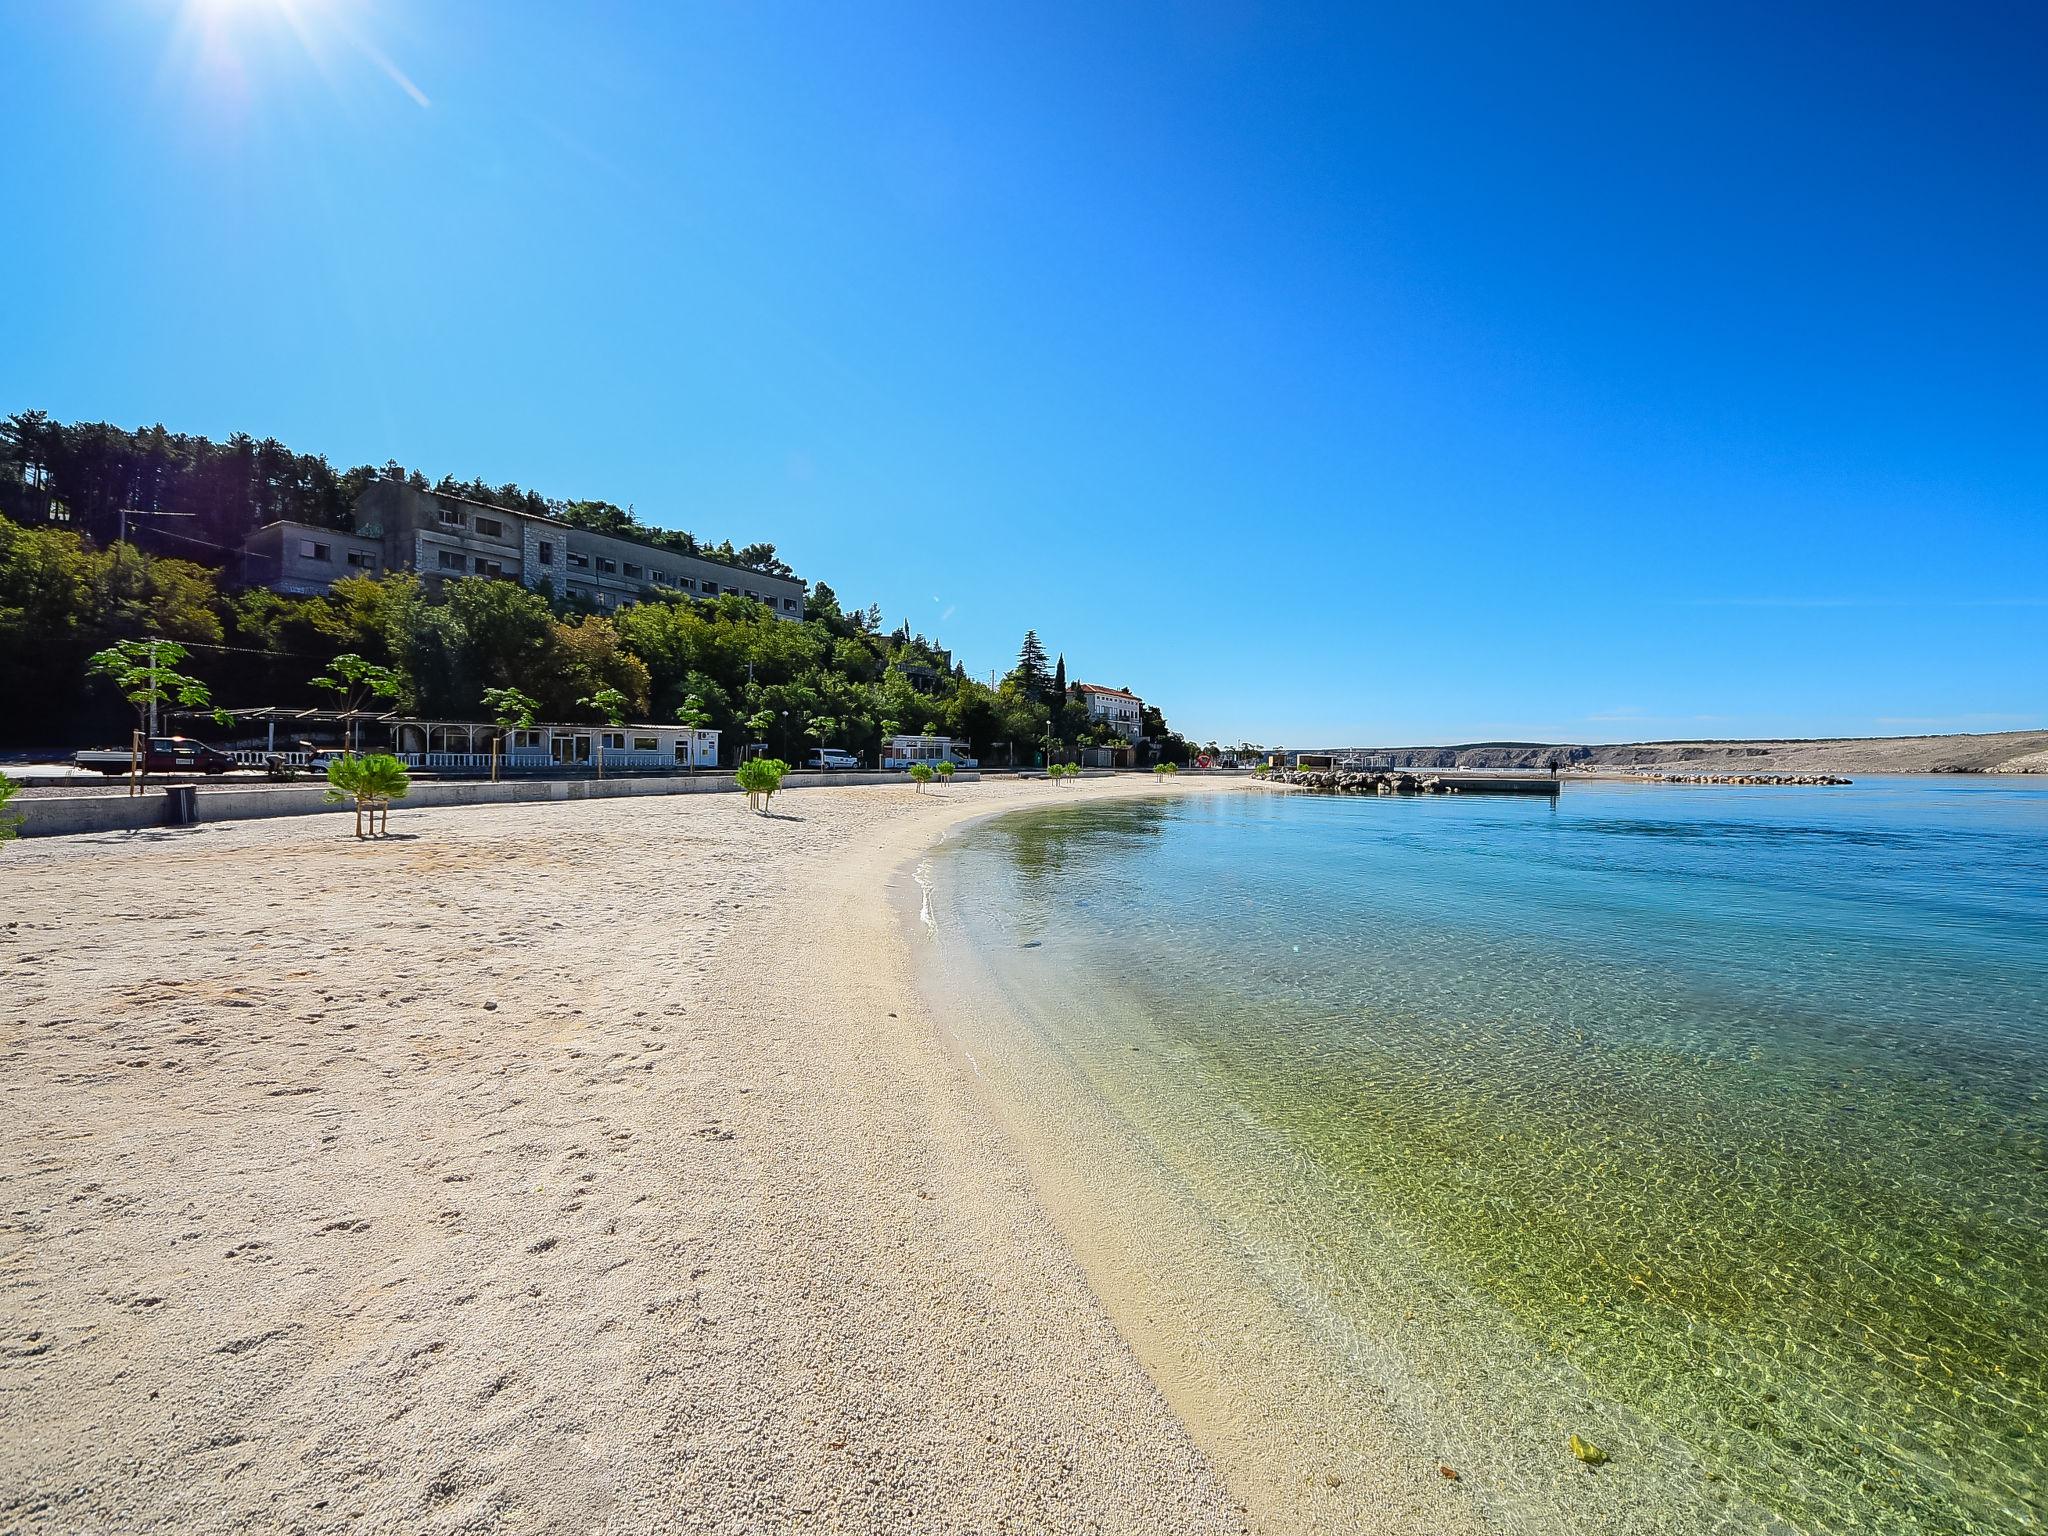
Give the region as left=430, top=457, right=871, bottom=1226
left=1640, top=772, right=1851, bottom=786
left=1268, top=768, right=1463, bottom=795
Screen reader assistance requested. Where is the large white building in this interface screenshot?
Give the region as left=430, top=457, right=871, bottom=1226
left=1074, top=682, right=1145, bottom=742
left=241, top=483, right=805, bottom=620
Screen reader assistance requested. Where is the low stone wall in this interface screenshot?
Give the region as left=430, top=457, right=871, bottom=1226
left=13, top=769, right=982, bottom=839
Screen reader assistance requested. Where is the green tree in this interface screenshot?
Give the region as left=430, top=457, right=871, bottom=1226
left=909, top=762, right=934, bottom=792
left=86, top=638, right=230, bottom=789
left=310, top=652, right=403, bottom=752
left=326, top=753, right=410, bottom=840
left=935, top=760, right=955, bottom=786
left=1154, top=761, right=1178, bottom=780
left=579, top=686, right=629, bottom=725
left=735, top=756, right=788, bottom=813
left=482, top=686, right=538, bottom=731
left=1015, top=630, right=1051, bottom=698
left=0, top=769, right=20, bottom=843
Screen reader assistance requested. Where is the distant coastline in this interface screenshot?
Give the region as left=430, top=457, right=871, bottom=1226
left=1286, top=727, right=2048, bottom=776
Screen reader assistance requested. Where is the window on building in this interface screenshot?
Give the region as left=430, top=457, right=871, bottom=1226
left=701, top=581, right=718, bottom=595
left=632, top=735, right=658, bottom=752
left=537, top=541, right=553, bottom=565
left=783, top=598, right=798, bottom=611
left=475, top=517, right=503, bottom=538
left=475, top=558, right=504, bottom=578
left=567, top=551, right=589, bottom=569
left=436, top=506, right=467, bottom=527
left=299, top=540, right=332, bottom=561
left=346, top=550, right=375, bottom=569
left=596, top=557, right=617, bottom=574
left=601, top=732, right=626, bottom=750
left=513, top=730, right=544, bottom=749
left=623, top=562, right=642, bottom=580
left=437, top=550, right=464, bottom=571
left=651, top=571, right=670, bottom=586
left=676, top=576, right=694, bottom=590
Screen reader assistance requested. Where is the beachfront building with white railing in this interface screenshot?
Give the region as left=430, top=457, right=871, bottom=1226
left=386, top=719, right=719, bottom=772
left=882, top=734, right=978, bottom=770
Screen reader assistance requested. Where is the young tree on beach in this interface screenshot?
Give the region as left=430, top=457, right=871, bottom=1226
left=735, top=756, right=788, bottom=813
left=310, top=652, right=403, bottom=753
left=909, top=762, right=934, bottom=792
left=675, top=693, right=713, bottom=771
left=85, top=638, right=231, bottom=794
left=326, top=753, right=410, bottom=840
left=580, top=687, right=628, bottom=725
left=482, top=686, right=538, bottom=782
left=935, top=760, right=955, bottom=786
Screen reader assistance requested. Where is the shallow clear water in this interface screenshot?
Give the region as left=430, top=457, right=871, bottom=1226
left=933, top=779, right=2048, bottom=1534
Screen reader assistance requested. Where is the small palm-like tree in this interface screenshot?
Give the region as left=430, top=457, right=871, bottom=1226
left=935, top=760, right=955, bottom=786
left=735, top=756, right=788, bottom=814
left=0, top=769, right=21, bottom=844
left=909, top=762, right=935, bottom=792
left=1154, top=761, right=1179, bottom=780
left=675, top=693, right=713, bottom=772
left=326, top=753, right=411, bottom=840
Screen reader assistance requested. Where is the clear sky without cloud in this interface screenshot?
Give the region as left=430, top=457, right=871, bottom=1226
left=4, top=1, right=2042, bottom=745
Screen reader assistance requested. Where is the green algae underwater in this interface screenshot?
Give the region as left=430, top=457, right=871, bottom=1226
left=930, top=779, right=2047, bottom=1534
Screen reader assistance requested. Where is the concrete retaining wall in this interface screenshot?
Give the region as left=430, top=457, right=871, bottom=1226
left=13, top=769, right=982, bottom=839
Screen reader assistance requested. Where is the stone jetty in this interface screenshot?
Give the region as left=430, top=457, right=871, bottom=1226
left=1263, top=768, right=1558, bottom=796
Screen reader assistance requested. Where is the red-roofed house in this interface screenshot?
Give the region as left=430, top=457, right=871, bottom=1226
left=1075, top=682, right=1145, bottom=742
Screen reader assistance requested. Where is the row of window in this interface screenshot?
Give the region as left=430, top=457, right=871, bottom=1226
left=298, top=539, right=377, bottom=570
left=437, top=550, right=506, bottom=578
left=421, top=523, right=797, bottom=613
left=436, top=506, right=509, bottom=541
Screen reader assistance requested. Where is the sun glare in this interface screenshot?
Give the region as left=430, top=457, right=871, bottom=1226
left=168, top=0, right=429, bottom=112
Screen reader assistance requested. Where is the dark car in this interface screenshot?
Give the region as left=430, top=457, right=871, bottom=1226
left=75, top=737, right=237, bottom=776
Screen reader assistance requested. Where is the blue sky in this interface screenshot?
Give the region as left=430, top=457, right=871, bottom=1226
left=4, top=1, right=2043, bottom=745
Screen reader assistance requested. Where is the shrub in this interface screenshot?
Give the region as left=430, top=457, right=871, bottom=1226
left=935, top=760, right=955, bottom=783
left=735, top=756, right=788, bottom=813
left=1155, top=761, right=1179, bottom=779
left=325, top=753, right=411, bottom=840
left=0, top=769, right=20, bottom=843
left=909, top=762, right=935, bottom=792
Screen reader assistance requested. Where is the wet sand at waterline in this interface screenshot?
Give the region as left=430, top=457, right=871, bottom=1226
left=0, top=777, right=1252, bottom=1535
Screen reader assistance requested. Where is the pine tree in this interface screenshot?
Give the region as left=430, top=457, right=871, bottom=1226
left=1016, top=630, right=1051, bottom=698
left=1052, top=652, right=1067, bottom=701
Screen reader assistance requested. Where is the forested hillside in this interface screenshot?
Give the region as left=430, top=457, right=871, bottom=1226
left=0, top=414, right=1186, bottom=761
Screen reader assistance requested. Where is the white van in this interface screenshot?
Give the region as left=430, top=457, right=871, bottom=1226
left=806, top=748, right=862, bottom=771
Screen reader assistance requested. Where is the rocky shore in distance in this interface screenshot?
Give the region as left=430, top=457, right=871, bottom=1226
left=1285, top=728, right=2047, bottom=777
left=1630, top=771, right=1849, bottom=786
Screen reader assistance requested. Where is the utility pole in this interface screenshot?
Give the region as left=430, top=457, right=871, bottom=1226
left=116, top=507, right=197, bottom=547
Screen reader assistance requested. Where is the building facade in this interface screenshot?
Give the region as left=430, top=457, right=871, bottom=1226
left=386, top=718, right=720, bottom=771
left=1074, top=683, right=1145, bottom=742
left=240, top=520, right=387, bottom=595
left=882, top=734, right=978, bottom=769
left=242, top=484, right=805, bottom=620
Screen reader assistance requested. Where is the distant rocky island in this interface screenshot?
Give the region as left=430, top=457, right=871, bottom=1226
left=1295, top=728, right=2048, bottom=776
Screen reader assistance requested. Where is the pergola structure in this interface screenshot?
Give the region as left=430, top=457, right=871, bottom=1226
left=172, top=704, right=401, bottom=754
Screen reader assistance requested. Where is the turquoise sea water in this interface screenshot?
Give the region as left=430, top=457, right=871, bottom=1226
left=929, top=779, right=2047, bottom=1534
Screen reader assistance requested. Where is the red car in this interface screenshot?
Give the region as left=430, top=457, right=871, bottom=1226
left=75, top=737, right=237, bottom=776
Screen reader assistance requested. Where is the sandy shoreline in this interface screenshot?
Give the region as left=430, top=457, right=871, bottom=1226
left=1, top=776, right=1252, bottom=1535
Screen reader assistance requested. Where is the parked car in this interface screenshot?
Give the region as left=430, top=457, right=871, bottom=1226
left=73, top=737, right=236, bottom=776
left=806, top=748, right=863, bottom=771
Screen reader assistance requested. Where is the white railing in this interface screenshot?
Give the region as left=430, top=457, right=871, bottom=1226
left=232, top=749, right=313, bottom=765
